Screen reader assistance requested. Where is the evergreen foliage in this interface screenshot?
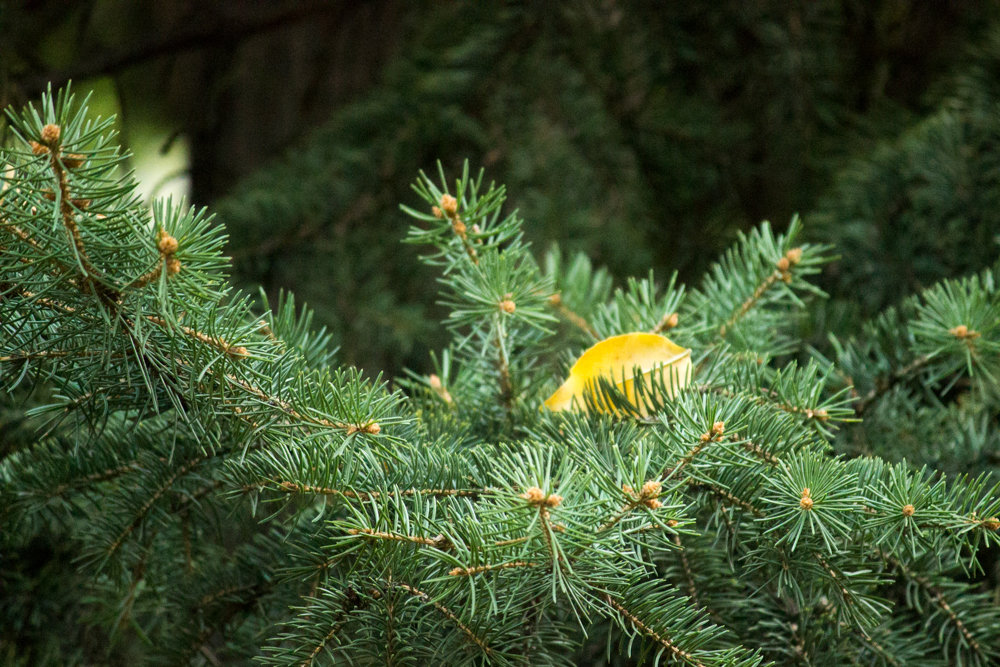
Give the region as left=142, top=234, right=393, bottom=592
left=3, top=89, right=1000, bottom=665
left=201, top=3, right=1000, bottom=375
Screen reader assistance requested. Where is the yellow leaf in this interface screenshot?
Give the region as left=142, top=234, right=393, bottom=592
left=543, top=333, right=692, bottom=416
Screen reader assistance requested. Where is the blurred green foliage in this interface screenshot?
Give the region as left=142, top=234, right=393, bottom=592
left=206, top=2, right=1000, bottom=373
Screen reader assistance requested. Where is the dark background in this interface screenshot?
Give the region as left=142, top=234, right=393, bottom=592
left=3, top=0, right=1000, bottom=372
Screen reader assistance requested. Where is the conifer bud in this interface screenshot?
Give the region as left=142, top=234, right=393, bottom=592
left=983, top=517, right=1000, bottom=531
left=902, top=504, right=915, bottom=517
left=499, top=298, right=516, bottom=314
left=785, top=247, right=803, bottom=265
left=29, top=141, right=49, bottom=155
left=157, top=232, right=179, bottom=255
left=799, top=488, right=813, bottom=510
left=776, top=257, right=790, bottom=272
left=640, top=480, right=661, bottom=498
left=521, top=487, right=545, bottom=504
left=166, top=258, right=182, bottom=275
left=432, top=206, right=443, bottom=219
left=62, top=153, right=85, bottom=169
left=949, top=324, right=979, bottom=340
left=440, top=194, right=458, bottom=217
left=40, top=124, right=61, bottom=146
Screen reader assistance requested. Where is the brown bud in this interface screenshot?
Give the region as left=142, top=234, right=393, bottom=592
left=548, top=292, right=562, bottom=305
left=452, top=219, right=466, bottom=235
left=40, top=124, right=61, bottom=146
left=645, top=499, right=662, bottom=509
left=712, top=421, right=726, bottom=436
left=799, top=487, right=813, bottom=510
left=157, top=231, right=179, bottom=255
left=429, top=374, right=443, bottom=389
left=666, top=519, right=679, bottom=527
left=230, top=346, right=249, bottom=357
left=431, top=205, right=443, bottom=219
left=364, top=422, right=381, bottom=435
left=520, top=487, right=545, bottom=504
left=622, top=485, right=634, bottom=496
left=640, top=480, right=661, bottom=498
left=982, top=517, right=1000, bottom=531
left=500, top=299, right=516, bottom=314
left=664, top=312, right=679, bottom=329
left=776, top=257, right=790, bottom=272
left=902, top=504, right=915, bottom=517
left=62, top=153, right=85, bottom=169
left=165, top=257, right=182, bottom=275
left=781, top=271, right=793, bottom=284
left=29, top=141, right=49, bottom=155
left=785, top=247, right=803, bottom=265
left=545, top=494, right=563, bottom=508
left=440, top=194, right=458, bottom=217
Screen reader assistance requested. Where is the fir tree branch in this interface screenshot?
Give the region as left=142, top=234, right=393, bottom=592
left=852, top=354, right=931, bottom=416
left=878, top=551, right=986, bottom=662
left=548, top=292, right=599, bottom=339
left=391, top=581, right=494, bottom=657
left=346, top=527, right=451, bottom=550
left=604, top=594, right=706, bottom=667
left=448, top=561, right=539, bottom=577
left=106, top=454, right=209, bottom=559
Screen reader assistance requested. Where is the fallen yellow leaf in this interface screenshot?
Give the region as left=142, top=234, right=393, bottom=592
left=543, top=333, right=691, bottom=416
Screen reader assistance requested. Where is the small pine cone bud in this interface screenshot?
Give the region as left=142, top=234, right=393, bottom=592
left=364, top=422, right=381, bottom=435
left=640, top=480, right=661, bottom=498
left=950, top=324, right=968, bottom=337
left=440, top=194, right=458, bottom=217
left=429, top=374, right=443, bottom=389
left=432, top=205, right=444, bottom=218
left=545, top=494, right=563, bottom=508
left=166, top=257, right=182, bottom=275
left=902, top=504, right=915, bottom=517
left=712, top=421, right=725, bottom=438
left=157, top=231, right=179, bottom=255
left=664, top=312, right=679, bottom=329
left=983, top=517, right=1000, bottom=531
left=72, top=198, right=91, bottom=210
left=29, top=141, right=49, bottom=155
left=666, top=519, right=679, bottom=527
left=62, top=153, right=85, bottom=169
left=622, top=484, right=634, bottom=496
left=230, top=346, right=249, bottom=357
left=521, top=487, right=545, bottom=504
left=799, top=487, right=813, bottom=510
left=40, top=124, right=61, bottom=146
left=452, top=219, right=467, bottom=235
left=499, top=299, right=516, bottom=314
left=776, top=257, right=790, bottom=272
left=785, top=247, right=803, bottom=265
left=471, top=223, right=482, bottom=234
left=548, top=292, right=562, bottom=305
left=347, top=528, right=361, bottom=535
left=645, top=499, right=662, bottom=509
left=781, top=271, right=793, bottom=283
